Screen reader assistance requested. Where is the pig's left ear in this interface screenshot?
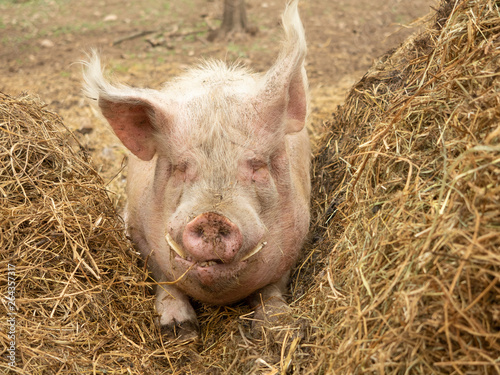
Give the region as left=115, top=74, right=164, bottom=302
left=256, top=0, right=308, bottom=135
left=83, top=52, right=167, bottom=161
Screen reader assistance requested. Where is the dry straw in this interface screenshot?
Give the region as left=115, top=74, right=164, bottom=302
left=308, top=0, right=500, bottom=373
left=0, top=93, right=167, bottom=373
left=1, top=0, right=499, bottom=373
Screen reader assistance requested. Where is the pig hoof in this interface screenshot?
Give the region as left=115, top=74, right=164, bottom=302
left=252, top=297, right=290, bottom=336
left=160, top=319, right=199, bottom=342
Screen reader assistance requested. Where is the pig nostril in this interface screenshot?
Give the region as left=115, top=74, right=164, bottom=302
left=194, top=227, right=204, bottom=237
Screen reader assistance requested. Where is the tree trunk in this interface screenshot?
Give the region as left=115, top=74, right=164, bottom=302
left=221, top=0, right=248, bottom=33
left=209, top=0, right=254, bottom=41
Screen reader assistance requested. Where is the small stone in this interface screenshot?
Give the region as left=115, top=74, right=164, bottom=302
left=103, top=14, right=118, bottom=22
left=40, top=39, right=55, bottom=48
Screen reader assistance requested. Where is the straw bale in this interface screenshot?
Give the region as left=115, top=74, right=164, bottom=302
left=0, top=92, right=166, bottom=374
left=306, top=0, right=500, bottom=373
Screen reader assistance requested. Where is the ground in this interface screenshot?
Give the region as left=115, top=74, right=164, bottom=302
left=1, top=0, right=435, bottom=196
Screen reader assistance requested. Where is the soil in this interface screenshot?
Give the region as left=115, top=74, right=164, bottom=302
left=0, top=0, right=436, bottom=198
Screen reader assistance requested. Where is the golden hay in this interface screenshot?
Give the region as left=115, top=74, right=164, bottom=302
left=307, top=0, right=500, bottom=373
left=1, top=0, right=499, bottom=373
left=0, top=92, right=166, bottom=374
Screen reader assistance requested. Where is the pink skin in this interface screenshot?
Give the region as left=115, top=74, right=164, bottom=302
left=175, top=212, right=246, bottom=289
left=85, top=0, right=309, bottom=340
left=182, top=212, right=243, bottom=264
left=148, top=137, right=309, bottom=306
left=102, top=101, right=310, bottom=337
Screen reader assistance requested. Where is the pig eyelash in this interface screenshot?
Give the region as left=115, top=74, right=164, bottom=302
left=248, top=159, right=268, bottom=172
left=175, top=162, right=188, bottom=173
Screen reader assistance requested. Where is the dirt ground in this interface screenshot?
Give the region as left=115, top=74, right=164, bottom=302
left=1, top=0, right=435, bottom=194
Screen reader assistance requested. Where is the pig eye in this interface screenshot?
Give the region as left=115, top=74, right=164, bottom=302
left=175, top=161, right=188, bottom=173
left=249, top=159, right=269, bottom=183
left=249, top=159, right=267, bottom=172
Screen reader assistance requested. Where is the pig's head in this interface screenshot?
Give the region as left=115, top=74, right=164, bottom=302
left=84, top=0, right=310, bottom=306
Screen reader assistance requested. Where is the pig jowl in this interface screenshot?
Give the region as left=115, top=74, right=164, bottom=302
left=84, top=0, right=311, bottom=340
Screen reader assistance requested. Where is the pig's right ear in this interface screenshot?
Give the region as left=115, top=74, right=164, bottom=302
left=83, top=53, right=166, bottom=161
left=254, top=0, right=308, bottom=136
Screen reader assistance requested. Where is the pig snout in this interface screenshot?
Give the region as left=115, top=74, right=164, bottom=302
left=182, top=212, right=243, bottom=264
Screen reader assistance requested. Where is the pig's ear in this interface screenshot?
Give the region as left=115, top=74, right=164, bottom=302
left=256, top=0, right=308, bottom=135
left=83, top=52, right=165, bottom=161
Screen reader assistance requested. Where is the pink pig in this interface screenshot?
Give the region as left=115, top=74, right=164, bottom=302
left=84, top=0, right=310, bottom=340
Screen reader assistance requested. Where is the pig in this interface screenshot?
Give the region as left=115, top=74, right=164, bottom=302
left=83, top=0, right=310, bottom=340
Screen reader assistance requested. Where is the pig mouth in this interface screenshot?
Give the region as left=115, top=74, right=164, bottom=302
left=165, top=232, right=266, bottom=265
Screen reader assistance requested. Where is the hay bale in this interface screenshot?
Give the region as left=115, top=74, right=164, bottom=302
left=0, top=92, right=166, bottom=373
left=307, top=0, right=500, bottom=373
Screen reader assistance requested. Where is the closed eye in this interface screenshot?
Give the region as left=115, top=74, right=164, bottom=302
left=249, top=159, right=267, bottom=172
left=175, top=162, right=188, bottom=173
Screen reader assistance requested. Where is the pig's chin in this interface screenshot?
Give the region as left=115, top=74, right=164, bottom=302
left=167, top=241, right=267, bottom=303
left=174, top=255, right=247, bottom=286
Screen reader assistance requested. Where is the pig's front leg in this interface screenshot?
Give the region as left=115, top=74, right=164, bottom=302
left=155, top=276, right=199, bottom=341
left=248, top=272, right=291, bottom=335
